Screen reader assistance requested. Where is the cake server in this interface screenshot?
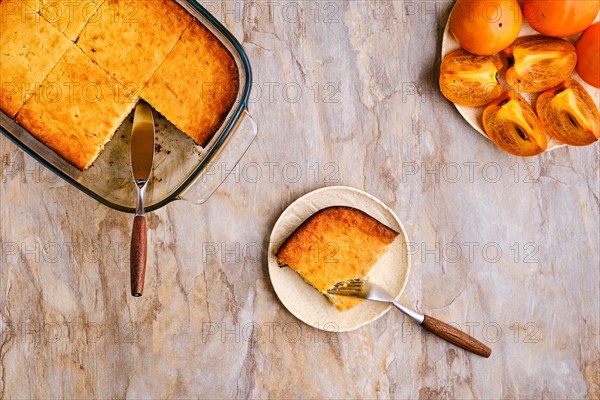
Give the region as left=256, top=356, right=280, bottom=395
left=328, top=279, right=491, bottom=357
left=129, top=101, right=155, bottom=297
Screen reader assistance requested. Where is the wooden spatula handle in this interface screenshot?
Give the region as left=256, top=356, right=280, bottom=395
left=421, top=315, right=491, bottom=358
left=130, top=215, right=147, bottom=297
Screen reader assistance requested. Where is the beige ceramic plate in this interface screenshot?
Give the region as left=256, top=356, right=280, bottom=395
left=268, top=186, right=411, bottom=332
left=441, top=11, right=600, bottom=151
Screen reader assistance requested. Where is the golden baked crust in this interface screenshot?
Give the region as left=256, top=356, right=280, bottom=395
left=141, top=20, right=239, bottom=146
left=0, top=0, right=42, bottom=12
left=77, top=0, right=192, bottom=86
left=0, top=2, right=71, bottom=117
left=276, top=206, right=399, bottom=311
left=16, top=47, right=138, bottom=170
left=39, top=0, right=106, bottom=41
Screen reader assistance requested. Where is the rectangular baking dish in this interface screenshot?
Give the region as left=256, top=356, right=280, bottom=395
left=0, top=0, right=256, bottom=213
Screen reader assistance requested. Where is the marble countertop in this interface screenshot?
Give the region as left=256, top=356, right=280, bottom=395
left=1, top=1, right=599, bottom=398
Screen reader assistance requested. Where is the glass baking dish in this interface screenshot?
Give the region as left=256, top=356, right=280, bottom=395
left=0, top=0, right=256, bottom=213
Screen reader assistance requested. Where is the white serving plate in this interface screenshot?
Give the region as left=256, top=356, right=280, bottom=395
left=267, top=186, right=411, bottom=332
left=441, top=10, right=600, bottom=152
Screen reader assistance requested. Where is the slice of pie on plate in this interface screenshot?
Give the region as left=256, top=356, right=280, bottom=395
left=275, top=206, right=399, bottom=311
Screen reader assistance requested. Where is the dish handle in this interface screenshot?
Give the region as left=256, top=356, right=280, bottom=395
left=181, top=109, right=258, bottom=204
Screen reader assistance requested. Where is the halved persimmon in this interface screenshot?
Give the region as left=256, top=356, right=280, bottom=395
left=504, top=36, right=577, bottom=93
left=439, top=49, right=503, bottom=106
left=483, top=90, right=548, bottom=156
left=537, top=79, right=600, bottom=146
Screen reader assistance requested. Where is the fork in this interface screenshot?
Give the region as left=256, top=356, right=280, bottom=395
left=328, top=279, right=491, bottom=358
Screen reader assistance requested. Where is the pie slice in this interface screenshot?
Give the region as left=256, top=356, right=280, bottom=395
left=16, top=46, right=138, bottom=170
left=141, top=20, right=239, bottom=146
left=39, top=0, right=106, bottom=41
left=77, top=0, right=192, bottom=87
left=276, top=206, right=399, bottom=311
left=0, top=1, right=71, bottom=117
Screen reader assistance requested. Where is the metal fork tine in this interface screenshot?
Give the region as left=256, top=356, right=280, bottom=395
left=328, top=291, right=358, bottom=296
left=327, top=292, right=362, bottom=299
left=327, top=278, right=368, bottom=296
left=328, top=287, right=360, bottom=293
left=334, top=279, right=363, bottom=286
left=335, top=284, right=362, bottom=290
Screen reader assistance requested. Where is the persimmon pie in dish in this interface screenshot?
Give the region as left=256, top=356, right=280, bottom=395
left=0, top=0, right=239, bottom=170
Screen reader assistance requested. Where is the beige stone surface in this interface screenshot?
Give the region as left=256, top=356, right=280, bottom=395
left=1, top=1, right=599, bottom=398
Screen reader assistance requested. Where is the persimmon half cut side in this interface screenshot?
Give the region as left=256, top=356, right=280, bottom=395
left=483, top=90, right=548, bottom=156
left=504, top=35, right=577, bottom=93
left=439, top=49, right=503, bottom=107
left=537, top=79, right=600, bottom=146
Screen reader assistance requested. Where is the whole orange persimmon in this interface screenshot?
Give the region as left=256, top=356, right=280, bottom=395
left=450, top=0, right=522, bottom=55
left=576, top=22, right=600, bottom=88
left=522, top=0, right=600, bottom=37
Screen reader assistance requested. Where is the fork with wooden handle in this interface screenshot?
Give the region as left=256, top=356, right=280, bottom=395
left=328, top=279, right=491, bottom=358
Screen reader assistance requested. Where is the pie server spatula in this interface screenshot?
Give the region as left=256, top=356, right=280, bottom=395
left=129, top=101, right=155, bottom=297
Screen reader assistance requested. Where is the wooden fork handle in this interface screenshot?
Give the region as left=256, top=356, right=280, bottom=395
left=130, top=215, right=147, bottom=297
left=421, top=315, right=491, bottom=358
